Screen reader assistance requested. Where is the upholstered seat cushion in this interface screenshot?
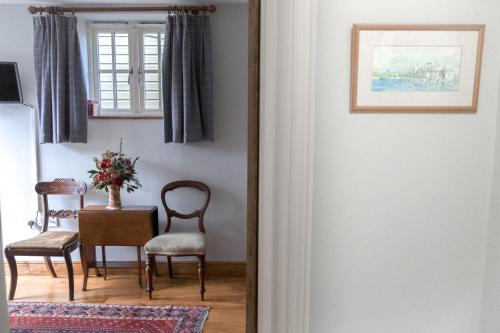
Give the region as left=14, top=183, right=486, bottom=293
left=7, top=231, right=78, bottom=250
left=144, top=232, right=206, bottom=255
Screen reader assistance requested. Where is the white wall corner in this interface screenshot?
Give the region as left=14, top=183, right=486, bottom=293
left=258, top=0, right=317, bottom=331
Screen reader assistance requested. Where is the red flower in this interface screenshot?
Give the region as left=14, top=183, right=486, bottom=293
left=100, top=159, right=111, bottom=169
left=97, top=172, right=106, bottom=182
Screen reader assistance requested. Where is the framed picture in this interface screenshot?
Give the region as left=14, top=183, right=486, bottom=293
left=350, top=24, right=485, bottom=113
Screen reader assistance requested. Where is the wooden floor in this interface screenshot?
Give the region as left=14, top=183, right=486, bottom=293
left=5, top=269, right=246, bottom=332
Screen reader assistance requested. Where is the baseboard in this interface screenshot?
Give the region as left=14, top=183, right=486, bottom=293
left=4, top=260, right=246, bottom=278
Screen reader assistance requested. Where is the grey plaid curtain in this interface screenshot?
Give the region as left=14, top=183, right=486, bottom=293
left=33, top=15, right=88, bottom=144
left=162, top=15, right=214, bottom=143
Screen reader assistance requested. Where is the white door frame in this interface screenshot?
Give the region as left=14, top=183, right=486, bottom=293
left=0, top=200, right=9, bottom=332
left=258, top=0, right=317, bottom=332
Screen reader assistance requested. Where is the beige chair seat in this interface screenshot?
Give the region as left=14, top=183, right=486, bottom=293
left=7, top=231, right=78, bottom=250
left=145, top=232, right=206, bottom=255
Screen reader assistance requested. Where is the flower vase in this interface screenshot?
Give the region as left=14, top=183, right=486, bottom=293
left=106, top=185, right=122, bottom=210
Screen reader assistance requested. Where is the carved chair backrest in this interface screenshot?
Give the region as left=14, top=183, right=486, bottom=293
left=161, top=180, right=211, bottom=233
left=34, top=178, right=87, bottom=233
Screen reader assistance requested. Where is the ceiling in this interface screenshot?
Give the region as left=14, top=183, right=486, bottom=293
left=0, top=0, right=247, bottom=5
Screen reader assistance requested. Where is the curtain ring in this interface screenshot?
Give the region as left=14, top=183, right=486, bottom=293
left=72, top=7, right=75, bottom=16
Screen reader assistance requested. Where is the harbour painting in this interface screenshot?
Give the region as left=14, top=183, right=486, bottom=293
left=371, top=46, right=462, bottom=92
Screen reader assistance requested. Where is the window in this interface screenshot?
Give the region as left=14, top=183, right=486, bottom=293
left=89, top=23, right=164, bottom=117
left=141, top=30, right=164, bottom=112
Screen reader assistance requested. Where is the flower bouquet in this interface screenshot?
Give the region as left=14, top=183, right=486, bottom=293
left=88, top=141, right=141, bottom=210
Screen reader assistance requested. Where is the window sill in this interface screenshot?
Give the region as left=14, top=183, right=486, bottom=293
left=89, top=115, right=163, bottom=120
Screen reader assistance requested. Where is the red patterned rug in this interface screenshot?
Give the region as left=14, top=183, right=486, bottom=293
left=8, top=302, right=209, bottom=333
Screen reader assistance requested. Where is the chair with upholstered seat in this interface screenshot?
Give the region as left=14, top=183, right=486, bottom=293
left=144, top=180, right=210, bottom=300
left=4, top=178, right=86, bottom=301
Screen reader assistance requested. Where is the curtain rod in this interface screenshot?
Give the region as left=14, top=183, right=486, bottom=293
left=27, top=4, right=216, bottom=15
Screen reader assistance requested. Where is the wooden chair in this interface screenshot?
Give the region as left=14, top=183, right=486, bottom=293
left=144, top=180, right=211, bottom=300
left=4, top=178, right=86, bottom=301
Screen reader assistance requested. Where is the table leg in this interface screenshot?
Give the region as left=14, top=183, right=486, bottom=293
left=79, top=245, right=89, bottom=291
left=81, top=245, right=102, bottom=277
left=137, top=246, right=143, bottom=288
left=101, top=246, right=107, bottom=280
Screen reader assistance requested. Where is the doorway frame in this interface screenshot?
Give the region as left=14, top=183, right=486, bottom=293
left=246, top=0, right=260, bottom=332
left=249, top=0, right=318, bottom=332
left=0, top=0, right=317, bottom=331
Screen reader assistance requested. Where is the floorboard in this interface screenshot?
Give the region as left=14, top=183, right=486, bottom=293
left=5, top=272, right=246, bottom=332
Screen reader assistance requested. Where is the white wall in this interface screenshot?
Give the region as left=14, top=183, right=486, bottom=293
left=479, top=17, right=500, bottom=333
left=0, top=5, right=39, bottom=258
left=0, top=4, right=248, bottom=262
left=309, top=0, right=500, bottom=333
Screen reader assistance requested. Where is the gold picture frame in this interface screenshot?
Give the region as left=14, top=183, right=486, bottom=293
left=350, top=24, right=485, bottom=113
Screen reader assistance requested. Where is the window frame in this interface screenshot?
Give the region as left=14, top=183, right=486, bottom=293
left=88, top=22, right=165, bottom=118
left=138, top=26, right=165, bottom=114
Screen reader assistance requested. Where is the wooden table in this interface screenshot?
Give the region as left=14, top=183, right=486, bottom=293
left=78, top=205, right=159, bottom=291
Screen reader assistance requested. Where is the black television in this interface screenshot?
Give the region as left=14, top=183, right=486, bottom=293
left=0, top=62, right=23, bottom=103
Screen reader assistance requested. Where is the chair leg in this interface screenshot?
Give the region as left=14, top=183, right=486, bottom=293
left=145, top=254, right=154, bottom=300
left=4, top=250, right=17, bottom=301
left=63, top=249, right=75, bottom=301
left=167, top=256, right=173, bottom=279
left=153, top=260, right=160, bottom=277
left=44, top=256, right=57, bottom=278
left=197, top=255, right=206, bottom=301
left=80, top=245, right=89, bottom=291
